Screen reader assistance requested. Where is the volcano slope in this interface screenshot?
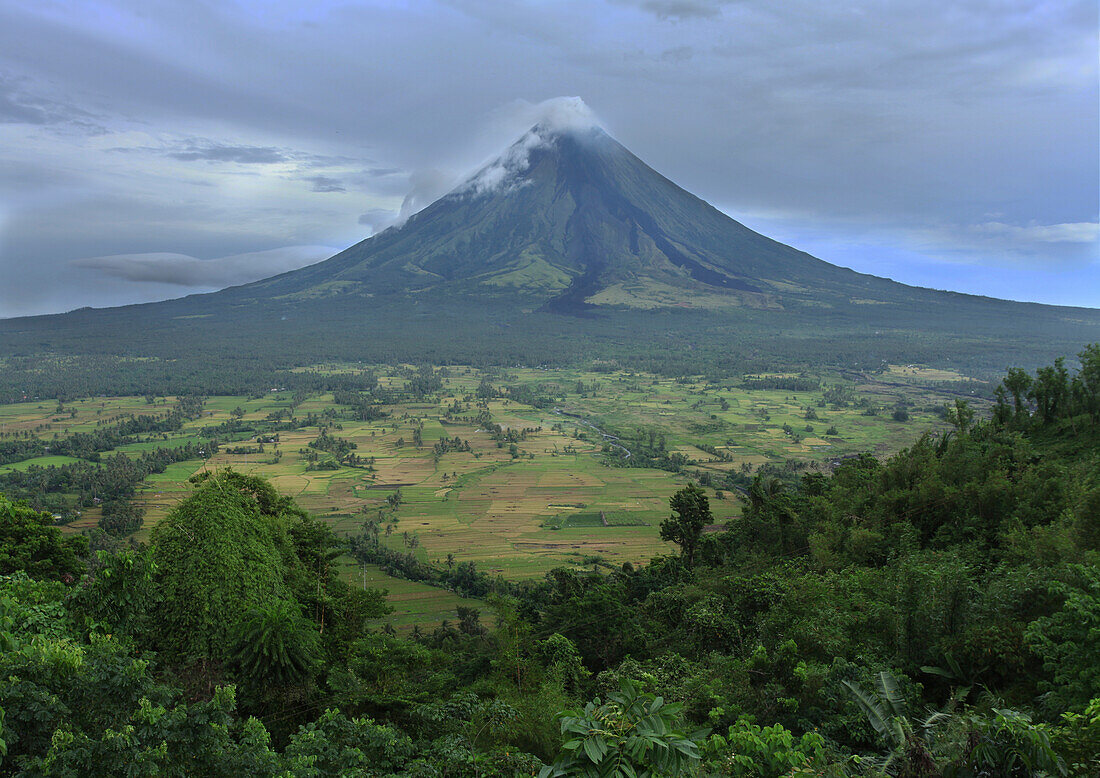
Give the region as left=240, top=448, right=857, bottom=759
left=3, top=122, right=1098, bottom=381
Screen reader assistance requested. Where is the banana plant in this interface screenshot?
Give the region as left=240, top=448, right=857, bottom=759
left=842, top=671, right=938, bottom=777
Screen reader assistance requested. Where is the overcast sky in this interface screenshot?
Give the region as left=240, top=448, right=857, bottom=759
left=0, top=0, right=1096, bottom=317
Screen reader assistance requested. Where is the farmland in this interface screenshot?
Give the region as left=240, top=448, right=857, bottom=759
left=0, top=363, right=981, bottom=629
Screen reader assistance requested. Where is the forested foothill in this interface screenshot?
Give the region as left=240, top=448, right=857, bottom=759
left=0, top=349, right=1096, bottom=775
left=2, top=281, right=1098, bottom=406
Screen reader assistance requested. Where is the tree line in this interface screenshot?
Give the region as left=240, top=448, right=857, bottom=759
left=0, top=395, right=204, bottom=466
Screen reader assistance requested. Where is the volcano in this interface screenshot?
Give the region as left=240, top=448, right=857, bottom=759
left=233, top=121, right=928, bottom=314
left=3, top=115, right=1099, bottom=374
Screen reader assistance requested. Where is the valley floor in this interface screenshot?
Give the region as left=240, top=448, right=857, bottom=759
left=0, top=362, right=981, bottom=629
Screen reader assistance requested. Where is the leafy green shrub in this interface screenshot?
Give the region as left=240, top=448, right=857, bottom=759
left=1024, top=564, right=1100, bottom=716
left=150, top=471, right=299, bottom=663
left=702, top=719, right=830, bottom=776
left=282, top=708, right=415, bottom=776
left=539, top=678, right=706, bottom=777
left=1050, top=697, right=1100, bottom=775
left=942, top=708, right=1066, bottom=777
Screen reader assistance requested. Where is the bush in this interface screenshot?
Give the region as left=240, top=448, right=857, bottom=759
left=539, top=679, right=705, bottom=777
left=703, top=719, right=831, bottom=776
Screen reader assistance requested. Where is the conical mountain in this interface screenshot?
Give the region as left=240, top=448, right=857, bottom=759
left=4, top=117, right=1098, bottom=375
left=234, top=122, right=916, bottom=313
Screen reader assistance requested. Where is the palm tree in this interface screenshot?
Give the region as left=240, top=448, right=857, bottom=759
left=230, top=600, right=320, bottom=688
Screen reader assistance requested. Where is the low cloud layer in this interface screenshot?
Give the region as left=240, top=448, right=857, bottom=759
left=615, top=0, right=732, bottom=20
left=0, top=81, right=50, bottom=124
left=166, top=142, right=287, bottom=164
left=397, top=169, right=456, bottom=225
left=357, top=208, right=398, bottom=232
left=974, top=222, right=1099, bottom=245
left=303, top=176, right=346, bottom=193
left=457, top=129, right=544, bottom=198
left=71, top=246, right=336, bottom=288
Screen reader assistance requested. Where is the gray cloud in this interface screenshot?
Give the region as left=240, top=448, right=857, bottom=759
left=973, top=222, right=1099, bottom=245
left=167, top=142, right=287, bottom=164
left=108, top=138, right=354, bottom=169
left=70, top=246, right=336, bottom=287
left=660, top=45, right=695, bottom=62
left=0, top=73, right=98, bottom=127
left=398, top=169, right=456, bottom=224
left=625, top=1, right=730, bottom=20
left=357, top=209, right=398, bottom=232
left=303, top=175, right=346, bottom=193
left=0, top=85, right=49, bottom=124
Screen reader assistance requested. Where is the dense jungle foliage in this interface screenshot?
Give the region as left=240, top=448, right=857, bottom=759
left=0, top=349, right=1097, bottom=776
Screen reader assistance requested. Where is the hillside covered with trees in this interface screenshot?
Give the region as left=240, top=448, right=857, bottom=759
left=0, top=349, right=1097, bottom=776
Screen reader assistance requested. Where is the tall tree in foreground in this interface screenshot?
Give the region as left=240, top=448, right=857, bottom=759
left=150, top=470, right=298, bottom=674
left=661, top=484, right=712, bottom=568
